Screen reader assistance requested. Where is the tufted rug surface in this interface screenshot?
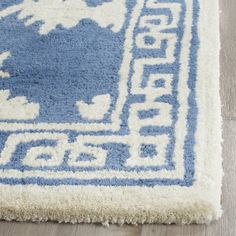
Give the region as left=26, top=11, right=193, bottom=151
left=0, top=0, right=222, bottom=224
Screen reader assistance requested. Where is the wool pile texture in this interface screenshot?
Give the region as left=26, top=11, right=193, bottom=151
left=0, top=0, right=222, bottom=224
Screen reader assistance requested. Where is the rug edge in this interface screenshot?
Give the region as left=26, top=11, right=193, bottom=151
left=0, top=0, right=222, bottom=225
left=0, top=190, right=222, bottom=225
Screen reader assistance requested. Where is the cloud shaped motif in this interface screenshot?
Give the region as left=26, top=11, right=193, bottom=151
left=76, top=94, right=111, bottom=121
left=0, top=0, right=126, bottom=34
left=0, top=90, right=39, bottom=120
left=0, top=51, right=10, bottom=78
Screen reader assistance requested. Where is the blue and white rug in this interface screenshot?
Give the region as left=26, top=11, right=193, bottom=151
left=0, top=0, right=222, bottom=224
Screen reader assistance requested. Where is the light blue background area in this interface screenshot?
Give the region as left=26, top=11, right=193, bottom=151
left=0, top=0, right=136, bottom=123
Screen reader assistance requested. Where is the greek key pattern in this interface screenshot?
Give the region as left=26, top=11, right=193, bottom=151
left=0, top=0, right=199, bottom=186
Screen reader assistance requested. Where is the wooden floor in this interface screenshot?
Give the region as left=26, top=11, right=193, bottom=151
left=0, top=0, right=235, bottom=235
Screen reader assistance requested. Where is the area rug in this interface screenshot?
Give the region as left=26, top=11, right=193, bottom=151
left=0, top=0, right=222, bottom=224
